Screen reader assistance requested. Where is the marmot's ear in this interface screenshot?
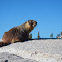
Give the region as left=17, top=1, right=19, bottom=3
left=28, top=20, right=30, bottom=23
left=28, top=20, right=33, bottom=22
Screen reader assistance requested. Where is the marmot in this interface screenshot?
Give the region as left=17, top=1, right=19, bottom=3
left=0, top=20, right=37, bottom=47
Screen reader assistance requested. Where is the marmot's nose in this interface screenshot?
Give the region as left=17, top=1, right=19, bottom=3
left=36, top=22, right=37, bottom=25
left=35, top=21, right=37, bottom=25
left=34, top=21, right=37, bottom=27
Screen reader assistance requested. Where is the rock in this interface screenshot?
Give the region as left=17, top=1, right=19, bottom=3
left=0, top=39, right=62, bottom=62
left=0, top=52, right=38, bottom=62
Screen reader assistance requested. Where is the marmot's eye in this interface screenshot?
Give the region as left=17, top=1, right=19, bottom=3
left=31, top=22, right=33, bottom=25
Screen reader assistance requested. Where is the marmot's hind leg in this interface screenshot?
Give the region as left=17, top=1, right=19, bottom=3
left=11, top=38, right=21, bottom=43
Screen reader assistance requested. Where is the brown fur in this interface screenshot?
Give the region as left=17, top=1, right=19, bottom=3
left=0, top=20, right=37, bottom=47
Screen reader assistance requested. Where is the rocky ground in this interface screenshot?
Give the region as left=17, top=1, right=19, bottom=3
left=0, top=52, right=38, bottom=62
left=0, top=39, right=62, bottom=62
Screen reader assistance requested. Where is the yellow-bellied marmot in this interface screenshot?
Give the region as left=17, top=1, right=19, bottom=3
left=0, top=20, right=37, bottom=47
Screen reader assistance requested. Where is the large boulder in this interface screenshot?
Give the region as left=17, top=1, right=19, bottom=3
left=0, top=39, right=62, bottom=62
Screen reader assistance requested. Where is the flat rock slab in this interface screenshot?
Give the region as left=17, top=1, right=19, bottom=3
left=0, top=52, right=37, bottom=62
left=0, top=39, right=62, bottom=62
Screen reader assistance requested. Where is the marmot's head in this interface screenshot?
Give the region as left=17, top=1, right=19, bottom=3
left=28, top=20, right=37, bottom=28
left=25, top=20, right=37, bottom=33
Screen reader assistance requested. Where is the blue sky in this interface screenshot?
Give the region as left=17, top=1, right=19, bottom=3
left=0, top=0, right=62, bottom=39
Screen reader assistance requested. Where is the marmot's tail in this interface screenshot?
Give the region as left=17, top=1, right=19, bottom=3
left=0, top=41, right=11, bottom=47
